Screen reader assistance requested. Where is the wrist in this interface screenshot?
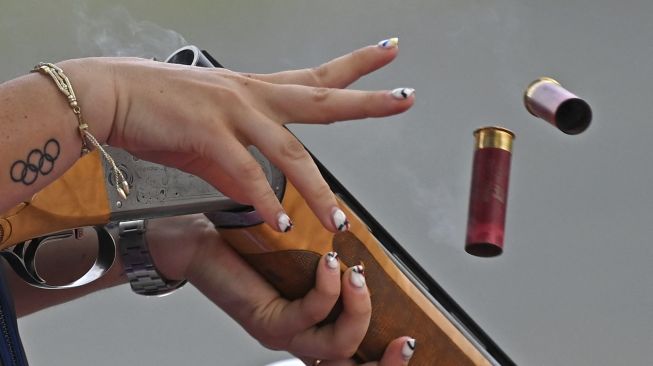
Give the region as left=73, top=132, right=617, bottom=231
left=146, top=215, right=216, bottom=281
left=119, top=220, right=187, bottom=296
left=56, top=58, right=117, bottom=146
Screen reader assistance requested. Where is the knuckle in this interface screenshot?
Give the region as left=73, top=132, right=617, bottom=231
left=317, top=281, right=340, bottom=300
left=226, top=72, right=252, bottom=87
left=279, top=138, right=308, bottom=161
left=310, top=63, right=329, bottom=85
left=258, top=336, right=287, bottom=351
left=349, top=49, right=367, bottom=73
left=351, top=300, right=372, bottom=318
left=213, top=68, right=240, bottom=79
left=343, top=344, right=359, bottom=358
left=214, top=85, right=246, bottom=106
left=311, top=87, right=332, bottom=103
left=311, top=183, right=334, bottom=203
left=362, top=92, right=377, bottom=114
left=348, top=49, right=363, bottom=63
left=238, top=159, right=265, bottom=181
left=302, top=303, right=329, bottom=324
left=253, top=185, right=277, bottom=203
left=302, top=311, right=324, bottom=326
left=331, top=343, right=358, bottom=359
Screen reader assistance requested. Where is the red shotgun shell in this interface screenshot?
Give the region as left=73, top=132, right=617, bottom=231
left=524, top=77, right=592, bottom=135
left=465, top=127, right=515, bottom=257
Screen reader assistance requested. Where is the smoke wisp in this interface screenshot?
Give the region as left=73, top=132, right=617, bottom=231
left=74, top=4, right=187, bottom=60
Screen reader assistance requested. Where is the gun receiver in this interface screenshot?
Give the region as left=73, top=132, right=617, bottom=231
left=0, top=146, right=280, bottom=248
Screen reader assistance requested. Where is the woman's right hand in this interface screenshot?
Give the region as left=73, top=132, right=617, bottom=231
left=69, top=38, right=414, bottom=233
left=147, top=214, right=416, bottom=365
left=298, top=336, right=417, bottom=366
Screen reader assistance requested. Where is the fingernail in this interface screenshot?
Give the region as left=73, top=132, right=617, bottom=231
left=350, top=265, right=366, bottom=288
left=332, top=208, right=350, bottom=232
left=377, top=37, right=399, bottom=49
left=401, top=338, right=417, bottom=361
left=391, top=88, right=416, bottom=100
left=277, top=213, right=293, bottom=232
left=325, top=252, right=339, bottom=270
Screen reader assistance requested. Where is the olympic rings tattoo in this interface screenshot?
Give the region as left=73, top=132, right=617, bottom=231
left=10, top=139, right=61, bottom=185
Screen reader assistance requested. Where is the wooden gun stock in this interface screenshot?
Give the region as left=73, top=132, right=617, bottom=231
left=0, top=151, right=509, bottom=364
left=213, top=182, right=493, bottom=366
left=0, top=151, right=110, bottom=250
left=0, top=151, right=512, bottom=364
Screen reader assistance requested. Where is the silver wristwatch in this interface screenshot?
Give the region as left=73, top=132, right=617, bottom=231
left=118, top=220, right=187, bottom=296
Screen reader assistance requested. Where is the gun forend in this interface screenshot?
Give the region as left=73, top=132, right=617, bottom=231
left=208, top=180, right=507, bottom=365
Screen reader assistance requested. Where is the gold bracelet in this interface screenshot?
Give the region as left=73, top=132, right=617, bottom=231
left=31, top=62, right=131, bottom=200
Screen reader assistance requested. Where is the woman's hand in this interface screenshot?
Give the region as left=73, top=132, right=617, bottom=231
left=147, top=214, right=416, bottom=365
left=299, top=335, right=416, bottom=366
left=83, top=38, right=413, bottom=233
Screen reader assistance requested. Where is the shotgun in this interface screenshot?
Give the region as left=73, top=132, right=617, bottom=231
left=0, top=46, right=515, bottom=366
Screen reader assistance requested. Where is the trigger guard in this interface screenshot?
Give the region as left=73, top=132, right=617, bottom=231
left=0, top=226, right=116, bottom=289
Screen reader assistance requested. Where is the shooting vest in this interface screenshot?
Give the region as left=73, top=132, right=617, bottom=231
left=0, top=267, right=28, bottom=366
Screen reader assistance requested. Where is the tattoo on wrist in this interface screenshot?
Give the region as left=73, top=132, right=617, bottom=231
left=10, top=138, right=60, bottom=185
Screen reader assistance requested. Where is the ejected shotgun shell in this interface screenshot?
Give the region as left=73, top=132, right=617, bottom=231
left=524, top=77, right=592, bottom=135
left=465, top=127, right=515, bottom=257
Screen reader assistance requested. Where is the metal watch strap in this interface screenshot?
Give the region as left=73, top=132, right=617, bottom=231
left=118, top=220, right=186, bottom=296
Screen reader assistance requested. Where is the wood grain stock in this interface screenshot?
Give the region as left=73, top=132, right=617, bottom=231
left=217, top=183, right=491, bottom=366
left=0, top=151, right=110, bottom=249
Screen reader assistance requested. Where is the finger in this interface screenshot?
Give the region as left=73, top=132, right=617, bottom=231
left=268, top=252, right=342, bottom=335
left=376, top=337, right=416, bottom=366
left=247, top=38, right=399, bottom=88
left=239, top=120, right=347, bottom=232
left=262, top=84, right=415, bottom=125
left=195, top=130, right=290, bottom=232
left=290, top=265, right=371, bottom=360
left=316, top=336, right=416, bottom=366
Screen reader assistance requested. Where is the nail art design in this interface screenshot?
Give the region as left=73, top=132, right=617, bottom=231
left=377, top=37, right=399, bottom=49
left=401, top=338, right=416, bottom=360
left=391, top=88, right=416, bottom=100
left=332, top=208, right=350, bottom=232
left=350, top=265, right=366, bottom=288
left=277, top=213, right=293, bottom=232
left=325, top=252, right=339, bottom=269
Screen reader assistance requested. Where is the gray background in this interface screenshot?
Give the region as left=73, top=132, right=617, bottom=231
left=2, top=0, right=652, bottom=365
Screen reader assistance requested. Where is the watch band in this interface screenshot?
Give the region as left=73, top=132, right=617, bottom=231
left=118, top=220, right=186, bottom=296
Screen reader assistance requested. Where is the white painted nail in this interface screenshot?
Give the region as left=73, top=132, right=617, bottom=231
left=377, top=37, right=399, bottom=49
left=325, top=252, right=339, bottom=270
left=332, top=208, right=350, bottom=232
left=277, top=213, right=293, bottom=232
left=350, top=265, right=366, bottom=288
left=391, top=88, right=416, bottom=100
left=401, top=338, right=416, bottom=360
